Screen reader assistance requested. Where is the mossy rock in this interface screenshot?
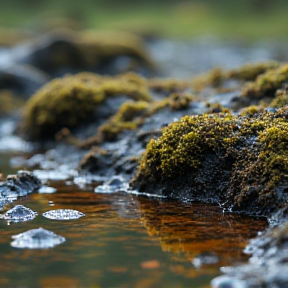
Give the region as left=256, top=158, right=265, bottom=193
left=227, top=61, right=280, bottom=81
left=22, top=72, right=152, bottom=139
left=241, top=63, right=288, bottom=99
left=131, top=108, right=288, bottom=216
left=21, top=29, right=156, bottom=75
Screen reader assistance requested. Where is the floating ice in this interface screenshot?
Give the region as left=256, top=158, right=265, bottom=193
left=95, top=176, right=129, bottom=193
left=42, top=209, right=85, bottom=220
left=11, top=227, right=65, bottom=249
left=3, top=205, right=37, bottom=223
left=38, top=186, right=57, bottom=194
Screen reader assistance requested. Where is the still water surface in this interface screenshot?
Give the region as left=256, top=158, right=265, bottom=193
left=0, top=179, right=268, bottom=288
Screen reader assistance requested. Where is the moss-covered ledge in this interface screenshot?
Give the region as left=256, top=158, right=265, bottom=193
left=131, top=107, right=288, bottom=216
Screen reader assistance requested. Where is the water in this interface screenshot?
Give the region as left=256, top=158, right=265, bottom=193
left=0, top=181, right=268, bottom=288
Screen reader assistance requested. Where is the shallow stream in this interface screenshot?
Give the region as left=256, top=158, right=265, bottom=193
left=0, top=172, right=267, bottom=288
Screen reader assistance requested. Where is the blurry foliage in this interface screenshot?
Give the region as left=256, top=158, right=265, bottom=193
left=0, top=0, right=288, bottom=39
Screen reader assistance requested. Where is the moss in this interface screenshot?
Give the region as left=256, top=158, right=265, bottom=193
left=148, top=78, right=189, bottom=94
left=76, top=30, right=156, bottom=71
left=131, top=107, right=288, bottom=215
left=22, top=72, right=152, bottom=139
left=270, top=87, right=288, bottom=108
left=0, top=90, right=24, bottom=115
left=99, top=101, right=149, bottom=141
left=191, top=68, right=224, bottom=92
left=241, top=63, right=288, bottom=99
left=239, top=105, right=264, bottom=117
left=227, top=61, right=280, bottom=81
left=168, top=92, right=194, bottom=110
left=205, top=103, right=231, bottom=114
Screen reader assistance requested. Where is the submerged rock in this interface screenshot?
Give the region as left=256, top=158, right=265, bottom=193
left=11, top=227, right=65, bottom=249
left=42, top=209, right=85, bottom=220
left=3, top=205, right=37, bottom=223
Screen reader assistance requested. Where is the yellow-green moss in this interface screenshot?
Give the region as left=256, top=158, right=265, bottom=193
left=191, top=68, right=224, bottom=92
left=148, top=78, right=189, bottom=94
left=205, top=103, right=231, bottom=114
left=227, top=61, right=280, bottom=81
left=23, top=75, right=105, bottom=139
left=76, top=30, right=156, bottom=71
left=99, top=101, right=149, bottom=141
left=22, top=72, right=152, bottom=139
left=132, top=107, right=288, bottom=214
left=239, top=105, right=264, bottom=117
left=270, top=88, right=288, bottom=108
left=0, top=91, right=24, bottom=115
left=137, top=113, right=236, bottom=178
left=241, top=63, right=288, bottom=98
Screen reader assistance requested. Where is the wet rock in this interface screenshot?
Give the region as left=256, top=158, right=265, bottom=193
left=15, top=29, right=155, bottom=77
left=217, top=222, right=288, bottom=287
left=11, top=227, right=65, bottom=249
left=95, top=176, right=129, bottom=193
left=42, top=209, right=85, bottom=220
left=0, top=65, right=49, bottom=99
left=0, top=171, right=41, bottom=199
left=131, top=107, right=288, bottom=216
left=3, top=205, right=37, bottom=223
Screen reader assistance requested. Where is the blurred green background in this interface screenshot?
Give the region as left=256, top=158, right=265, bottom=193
left=1, top=0, right=288, bottom=40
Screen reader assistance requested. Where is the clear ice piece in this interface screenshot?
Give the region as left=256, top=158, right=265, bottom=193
left=11, top=227, right=66, bottom=249
left=42, top=209, right=85, bottom=220
left=3, top=205, right=37, bottom=222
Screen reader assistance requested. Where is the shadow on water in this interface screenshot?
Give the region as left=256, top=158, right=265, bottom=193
left=0, top=182, right=268, bottom=288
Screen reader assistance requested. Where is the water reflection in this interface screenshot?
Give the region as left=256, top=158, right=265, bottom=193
left=0, top=184, right=268, bottom=288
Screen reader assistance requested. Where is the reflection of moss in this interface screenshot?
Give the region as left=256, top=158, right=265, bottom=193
left=132, top=108, right=288, bottom=215
left=241, top=63, right=288, bottom=99
left=22, top=72, right=151, bottom=139
left=227, top=61, right=279, bottom=81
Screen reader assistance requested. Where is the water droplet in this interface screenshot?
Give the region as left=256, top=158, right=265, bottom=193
left=3, top=205, right=37, bottom=223
left=11, top=227, right=66, bottom=249
left=42, top=209, right=85, bottom=220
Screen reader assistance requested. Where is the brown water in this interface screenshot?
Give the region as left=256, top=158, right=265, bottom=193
left=0, top=180, right=268, bottom=288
